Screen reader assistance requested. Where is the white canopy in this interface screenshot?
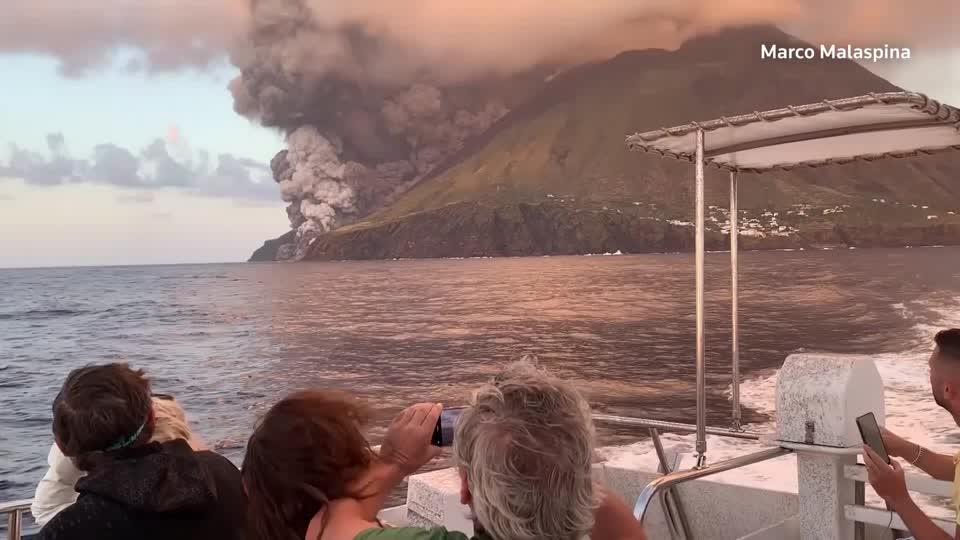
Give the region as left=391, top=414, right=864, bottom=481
left=626, top=92, right=960, bottom=172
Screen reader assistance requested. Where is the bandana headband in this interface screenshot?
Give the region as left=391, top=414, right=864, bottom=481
left=107, top=422, right=146, bottom=451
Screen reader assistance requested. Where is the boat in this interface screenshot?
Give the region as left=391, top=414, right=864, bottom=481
left=380, top=92, right=960, bottom=540
left=4, top=92, right=959, bottom=540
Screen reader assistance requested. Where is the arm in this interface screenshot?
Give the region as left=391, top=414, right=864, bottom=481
left=311, top=403, right=442, bottom=539
left=346, top=461, right=408, bottom=521
left=888, top=495, right=952, bottom=540
left=864, top=445, right=953, bottom=540
left=31, top=444, right=83, bottom=525
left=590, top=488, right=648, bottom=540
left=348, top=403, right=442, bottom=521
left=906, top=447, right=954, bottom=482
left=883, top=428, right=955, bottom=482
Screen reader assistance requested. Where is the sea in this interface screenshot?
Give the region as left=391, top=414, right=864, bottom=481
left=1, top=247, right=959, bottom=524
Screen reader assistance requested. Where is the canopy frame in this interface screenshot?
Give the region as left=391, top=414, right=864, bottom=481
left=627, top=92, right=960, bottom=172
left=626, top=91, right=960, bottom=468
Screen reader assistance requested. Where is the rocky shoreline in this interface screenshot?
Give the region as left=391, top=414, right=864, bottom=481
left=249, top=201, right=960, bottom=262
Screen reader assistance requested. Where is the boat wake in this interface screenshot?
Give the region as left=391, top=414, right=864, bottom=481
left=598, top=293, right=960, bottom=519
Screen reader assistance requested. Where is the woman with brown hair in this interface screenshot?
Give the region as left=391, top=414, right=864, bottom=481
left=35, top=363, right=245, bottom=540
left=242, top=390, right=441, bottom=540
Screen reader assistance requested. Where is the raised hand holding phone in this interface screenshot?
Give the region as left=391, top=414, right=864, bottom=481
left=431, top=406, right=467, bottom=447
left=858, top=412, right=910, bottom=506
left=856, top=412, right=890, bottom=464
left=380, top=402, right=443, bottom=475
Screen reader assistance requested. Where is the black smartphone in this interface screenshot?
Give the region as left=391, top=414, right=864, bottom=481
left=856, top=412, right=890, bottom=464
left=431, top=406, right=466, bottom=447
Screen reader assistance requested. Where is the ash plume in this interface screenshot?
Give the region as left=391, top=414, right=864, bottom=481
left=4, top=1, right=952, bottom=76
left=225, top=0, right=956, bottom=257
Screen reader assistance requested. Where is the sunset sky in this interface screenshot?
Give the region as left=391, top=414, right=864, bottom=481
left=1, top=1, right=957, bottom=268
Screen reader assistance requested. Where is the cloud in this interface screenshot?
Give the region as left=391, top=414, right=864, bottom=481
left=2, top=132, right=86, bottom=185
left=0, top=0, right=247, bottom=76
left=1, top=133, right=279, bottom=204
left=116, top=192, right=156, bottom=204
left=200, top=154, right=277, bottom=201
left=0, top=194, right=14, bottom=201
left=2, top=0, right=955, bottom=80
left=89, top=144, right=141, bottom=187
left=140, top=139, right=195, bottom=187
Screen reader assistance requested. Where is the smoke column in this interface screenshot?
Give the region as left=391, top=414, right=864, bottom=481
left=224, top=0, right=957, bottom=257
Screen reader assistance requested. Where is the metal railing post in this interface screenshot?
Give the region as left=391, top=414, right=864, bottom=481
left=650, top=428, right=692, bottom=540
left=730, top=169, right=741, bottom=431
left=0, top=500, right=32, bottom=540
left=854, top=480, right=865, bottom=540
left=7, top=509, right=21, bottom=540
left=694, top=128, right=706, bottom=467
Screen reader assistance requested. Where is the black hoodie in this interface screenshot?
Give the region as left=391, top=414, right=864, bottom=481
left=35, top=439, right=245, bottom=540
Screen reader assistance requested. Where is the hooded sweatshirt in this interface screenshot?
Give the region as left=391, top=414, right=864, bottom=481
left=34, top=439, right=245, bottom=540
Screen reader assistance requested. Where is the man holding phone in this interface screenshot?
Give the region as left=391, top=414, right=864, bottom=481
left=863, top=329, right=960, bottom=540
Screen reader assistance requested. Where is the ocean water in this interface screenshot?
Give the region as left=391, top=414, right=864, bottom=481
left=1, top=247, right=958, bottom=519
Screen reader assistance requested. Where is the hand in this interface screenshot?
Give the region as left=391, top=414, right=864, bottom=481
left=379, top=403, right=442, bottom=475
left=880, top=427, right=914, bottom=459
left=863, top=445, right=910, bottom=508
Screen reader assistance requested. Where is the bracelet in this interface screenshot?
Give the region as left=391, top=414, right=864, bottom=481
left=909, top=445, right=924, bottom=465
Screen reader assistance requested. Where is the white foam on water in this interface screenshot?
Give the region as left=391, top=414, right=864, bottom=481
left=598, top=295, right=960, bottom=520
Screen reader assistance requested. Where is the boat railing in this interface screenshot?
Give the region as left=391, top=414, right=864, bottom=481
left=843, top=464, right=955, bottom=537
left=0, top=499, right=30, bottom=540
left=593, top=414, right=761, bottom=441
left=595, top=413, right=776, bottom=539
left=632, top=446, right=793, bottom=528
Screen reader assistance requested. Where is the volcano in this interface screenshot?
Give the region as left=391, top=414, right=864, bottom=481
left=250, top=26, right=960, bottom=261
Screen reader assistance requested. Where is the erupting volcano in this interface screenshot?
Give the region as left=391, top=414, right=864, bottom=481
left=224, top=0, right=959, bottom=261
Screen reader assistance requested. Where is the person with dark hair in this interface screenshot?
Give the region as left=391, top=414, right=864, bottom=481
left=864, top=329, right=960, bottom=540
left=241, top=390, right=442, bottom=540
left=31, top=393, right=207, bottom=525
left=35, top=363, right=246, bottom=540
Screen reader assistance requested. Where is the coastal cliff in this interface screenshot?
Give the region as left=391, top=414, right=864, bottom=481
left=294, top=202, right=960, bottom=260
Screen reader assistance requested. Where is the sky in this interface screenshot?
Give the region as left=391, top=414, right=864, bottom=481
left=0, top=51, right=288, bottom=268
left=0, top=29, right=957, bottom=268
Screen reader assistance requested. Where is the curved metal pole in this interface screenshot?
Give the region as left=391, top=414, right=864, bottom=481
left=730, top=170, right=741, bottom=431
left=633, top=447, right=792, bottom=524
left=694, top=129, right=706, bottom=467
left=591, top=414, right=761, bottom=440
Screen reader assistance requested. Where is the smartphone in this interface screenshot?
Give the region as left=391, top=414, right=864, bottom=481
left=431, top=406, right=466, bottom=447
left=856, top=412, right=890, bottom=464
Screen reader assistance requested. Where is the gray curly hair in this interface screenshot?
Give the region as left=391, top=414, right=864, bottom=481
left=454, top=356, right=596, bottom=540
